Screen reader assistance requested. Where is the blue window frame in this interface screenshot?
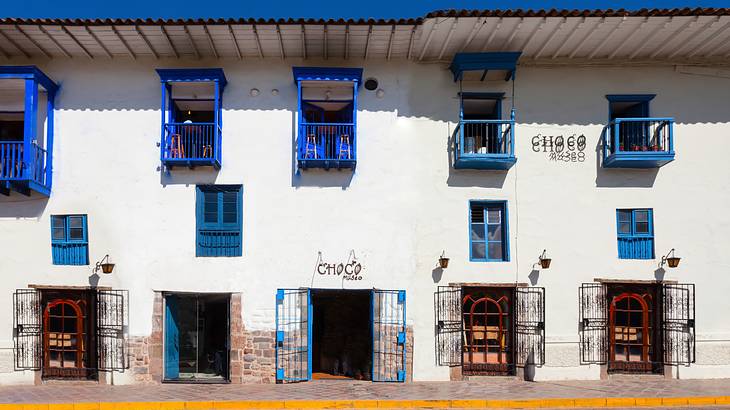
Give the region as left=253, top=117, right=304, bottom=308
left=469, top=201, right=509, bottom=262
left=196, top=185, right=242, bottom=257
left=51, top=214, right=89, bottom=265
left=157, top=68, right=227, bottom=169
left=0, top=66, right=59, bottom=196
left=293, top=67, right=362, bottom=170
left=616, top=209, right=655, bottom=259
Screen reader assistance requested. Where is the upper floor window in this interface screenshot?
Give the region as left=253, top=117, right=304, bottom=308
left=469, top=201, right=509, bottom=262
left=603, top=95, right=674, bottom=168
left=51, top=214, right=89, bottom=265
left=196, top=185, right=242, bottom=257
left=293, top=67, right=362, bottom=170
left=449, top=53, right=520, bottom=170
left=0, top=66, right=58, bottom=196
left=616, top=208, right=654, bottom=259
left=157, top=69, right=227, bottom=169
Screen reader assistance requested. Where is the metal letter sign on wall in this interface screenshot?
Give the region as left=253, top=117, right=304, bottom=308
left=532, top=134, right=587, bottom=163
left=316, top=251, right=363, bottom=281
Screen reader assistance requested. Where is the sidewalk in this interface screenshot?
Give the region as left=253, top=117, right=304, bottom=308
left=1, top=378, right=730, bottom=409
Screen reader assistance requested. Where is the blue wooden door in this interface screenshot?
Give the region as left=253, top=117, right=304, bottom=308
left=371, top=289, right=406, bottom=382
left=275, top=288, right=311, bottom=382
left=164, top=295, right=180, bottom=380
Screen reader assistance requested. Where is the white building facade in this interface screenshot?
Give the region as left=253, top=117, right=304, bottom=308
left=0, top=9, right=729, bottom=385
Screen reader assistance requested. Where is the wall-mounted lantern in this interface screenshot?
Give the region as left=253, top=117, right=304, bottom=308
left=539, top=249, right=551, bottom=269
left=660, top=248, right=681, bottom=268
left=94, top=254, right=115, bottom=274
left=438, top=251, right=450, bottom=269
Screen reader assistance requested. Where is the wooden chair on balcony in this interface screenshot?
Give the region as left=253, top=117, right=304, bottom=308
left=169, top=134, right=185, bottom=159
left=338, top=134, right=351, bottom=160
left=304, top=134, right=318, bottom=159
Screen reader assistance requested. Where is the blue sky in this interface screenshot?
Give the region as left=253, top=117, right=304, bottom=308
left=7, top=0, right=728, bottom=19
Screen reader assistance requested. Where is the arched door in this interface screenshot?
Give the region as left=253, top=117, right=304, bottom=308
left=462, top=287, right=513, bottom=375
left=609, top=292, right=652, bottom=365
left=43, top=299, right=86, bottom=370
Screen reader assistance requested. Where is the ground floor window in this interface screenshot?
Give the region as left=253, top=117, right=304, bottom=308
left=435, top=285, right=545, bottom=377
left=461, top=287, right=514, bottom=376
left=579, top=281, right=695, bottom=373
left=164, top=293, right=230, bottom=382
left=42, top=290, right=95, bottom=379
left=12, top=287, right=129, bottom=378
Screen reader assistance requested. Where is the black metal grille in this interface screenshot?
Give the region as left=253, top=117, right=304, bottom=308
left=662, top=283, right=695, bottom=366
left=579, top=283, right=608, bottom=365
left=13, top=289, right=41, bottom=371
left=434, top=286, right=462, bottom=367
left=516, top=287, right=545, bottom=367
left=96, top=289, right=129, bottom=372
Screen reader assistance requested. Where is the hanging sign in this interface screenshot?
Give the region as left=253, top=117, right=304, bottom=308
left=316, top=251, right=363, bottom=281
left=532, top=134, right=587, bottom=163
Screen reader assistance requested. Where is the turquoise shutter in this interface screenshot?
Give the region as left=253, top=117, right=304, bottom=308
left=196, top=186, right=242, bottom=257
left=164, top=295, right=180, bottom=379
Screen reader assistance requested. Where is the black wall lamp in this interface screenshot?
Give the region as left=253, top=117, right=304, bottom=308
left=660, top=248, right=681, bottom=268
left=438, top=251, right=450, bottom=269
left=538, top=249, right=551, bottom=269
left=94, top=254, right=115, bottom=274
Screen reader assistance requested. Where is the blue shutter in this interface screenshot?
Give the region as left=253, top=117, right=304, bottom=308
left=51, top=215, right=89, bottom=265
left=164, top=295, right=180, bottom=380
left=617, top=209, right=654, bottom=259
left=196, top=185, right=242, bottom=257
left=469, top=201, right=508, bottom=262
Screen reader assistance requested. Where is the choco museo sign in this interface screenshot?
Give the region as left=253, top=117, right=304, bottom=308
left=316, top=252, right=363, bottom=281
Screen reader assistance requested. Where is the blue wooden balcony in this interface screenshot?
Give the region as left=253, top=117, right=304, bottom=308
left=297, top=122, right=356, bottom=170
left=0, top=141, right=50, bottom=196
left=602, top=118, right=675, bottom=168
left=453, top=114, right=516, bottom=170
left=161, top=122, right=221, bottom=169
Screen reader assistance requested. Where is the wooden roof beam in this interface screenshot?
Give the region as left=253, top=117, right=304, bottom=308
left=587, top=17, right=626, bottom=59
left=460, top=17, right=485, bottom=51
left=111, top=25, right=136, bottom=59
left=60, top=26, right=93, bottom=59
left=135, top=25, right=159, bottom=59
left=418, top=19, right=438, bottom=60
left=228, top=24, right=242, bottom=60
left=0, top=28, right=30, bottom=58
left=533, top=17, right=566, bottom=59
left=202, top=25, right=219, bottom=58
left=160, top=25, right=179, bottom=59
left=629, top=17, right=671, bottom=59
left=15, top=25, right=52, bottom=58
left=482, top=18, right=503, bottom=51
left=568, top=17, right=603, bottom=58
left=437, top=18, right=458, bottom=60
left=252, top=24, right=263, bottom=58
left=182, top=25, right=200, bottom=59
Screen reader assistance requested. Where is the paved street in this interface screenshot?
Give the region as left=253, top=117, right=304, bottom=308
left=0, top=378, right=730, bottom=407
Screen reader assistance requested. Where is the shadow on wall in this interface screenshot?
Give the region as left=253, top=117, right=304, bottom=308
left=0, top=195, right=49, bottom=218
left=592, top=130, right=659, bottom=188
left=445, top=123, right=509, bottom=188
left=289, top=111, right=355, bottom=190
left=160, top=167, right=220, bottom=187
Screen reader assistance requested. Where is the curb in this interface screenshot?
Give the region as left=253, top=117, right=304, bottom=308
left=1, top=396, right=729, bottom=409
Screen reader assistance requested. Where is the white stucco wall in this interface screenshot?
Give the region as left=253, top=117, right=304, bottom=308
left=0, top=58, right=729, bottom=384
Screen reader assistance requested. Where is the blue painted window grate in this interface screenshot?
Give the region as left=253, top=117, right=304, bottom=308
left=51, top=214, right=89, bottom=265
left=617, top=209, right=655, bottom=259
left=196, top=185, right=242, bottom=257
left=470, top=201, right=509, bottom=262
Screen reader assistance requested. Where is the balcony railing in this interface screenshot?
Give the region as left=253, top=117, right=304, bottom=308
left=453, top=114, right=516, bottom=170
left=162, top=122, right=221, bottom=168
left=297, top=122, right=356, bottom=169
left=0, top=141, right=49, bottom=195
left=602, top=118, right=675, bottom=168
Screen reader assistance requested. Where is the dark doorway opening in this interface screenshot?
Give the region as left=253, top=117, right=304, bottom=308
left=311, top=289, right=372, bottom=381
left=164, top=293, right=230, bottom=382
left=40, top=289, right=97, bottom=380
